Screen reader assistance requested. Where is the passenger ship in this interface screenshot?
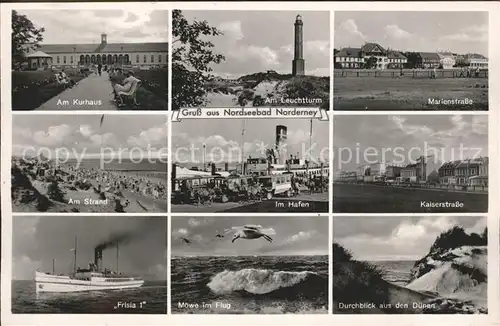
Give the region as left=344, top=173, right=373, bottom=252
left=35, top=238, right=144, bottom=293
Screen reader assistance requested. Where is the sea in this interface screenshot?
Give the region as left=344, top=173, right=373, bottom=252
left=11, top=280, right=167, bottom=314
left=171, top=255, right=328, bottom=314
left=59, top=158, right=167, bottom=173
left=368, top=260, right=416, bottom=287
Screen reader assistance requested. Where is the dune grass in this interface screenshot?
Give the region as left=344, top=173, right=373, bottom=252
left=333, top=243, right=389, bottom=310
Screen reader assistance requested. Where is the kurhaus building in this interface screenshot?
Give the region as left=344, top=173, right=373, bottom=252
left=26, top=33, right=168, bottom=69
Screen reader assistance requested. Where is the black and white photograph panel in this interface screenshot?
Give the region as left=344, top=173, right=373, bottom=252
left=333, top=216, right=487, bottom=314
left=171, top=118, right=329, bottom=213
left=172, top=10, right=329, bottom=110
left=171, top=216, right=329, bottom=314
left=12, top=9, right=168, bottom=111
left=12, top=215, right=168, bottom=314
left=333, top=115, right=488, bottom=213
left=333, top=11, right=488, bottom=111
left=12, top=114, right=168, bottom=213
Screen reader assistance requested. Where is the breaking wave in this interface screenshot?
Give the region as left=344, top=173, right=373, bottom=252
left=207, top=268, right=327, bottom=299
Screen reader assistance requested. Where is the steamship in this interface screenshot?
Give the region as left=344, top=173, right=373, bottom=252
left=173, top=122, right=329, bottom=180
left=35, top=238, right=144, bottom=293
left=242, top=123, right=329, bottom=177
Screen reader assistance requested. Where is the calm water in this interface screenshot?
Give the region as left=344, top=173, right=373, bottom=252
left=12, top=280, right=167, bottom=314
left=171, top=255, right=328, bottom=314
left=61, top=159, right=167, bottom=173
left=369, top=260, right=416, bottom=287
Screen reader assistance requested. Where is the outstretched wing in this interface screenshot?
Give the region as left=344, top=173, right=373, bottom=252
left=242, top=224, right=263, bottom=230
left=259, top=228, right=276, bottom=236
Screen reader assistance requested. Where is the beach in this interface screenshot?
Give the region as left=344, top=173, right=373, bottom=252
left=12, top=157, right=167, bottom=213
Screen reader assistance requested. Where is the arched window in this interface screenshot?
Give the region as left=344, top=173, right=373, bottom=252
left=124, top=54, right=130, bottom=65
left=91, top=55, right=96, bottom=64
left=80, top=55, right=84, bottom=65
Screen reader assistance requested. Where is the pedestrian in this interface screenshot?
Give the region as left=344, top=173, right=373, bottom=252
left=98, top=63, right=102, bottom=76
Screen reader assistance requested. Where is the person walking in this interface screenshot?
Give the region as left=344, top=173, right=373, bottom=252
left=98, top=63, right=102, bottom=76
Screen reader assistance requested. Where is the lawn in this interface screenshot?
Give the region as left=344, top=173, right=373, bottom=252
left=334, top=76, right=488, bottom=110
left=12, top=69, right=88, bottom=110
left=109, top=68, right=168, bottom=110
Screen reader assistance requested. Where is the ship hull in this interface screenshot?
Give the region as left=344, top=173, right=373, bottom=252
left=35, top=271, right=144, bottom=293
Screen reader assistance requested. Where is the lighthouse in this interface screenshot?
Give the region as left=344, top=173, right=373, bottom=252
left=292, top=14, right=305, bottom=76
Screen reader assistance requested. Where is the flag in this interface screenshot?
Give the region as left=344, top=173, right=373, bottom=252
left=100, top=114, right=105, bottom=129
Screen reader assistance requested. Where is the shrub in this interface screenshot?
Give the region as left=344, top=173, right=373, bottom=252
left=47, top=181, right=65, bottom=203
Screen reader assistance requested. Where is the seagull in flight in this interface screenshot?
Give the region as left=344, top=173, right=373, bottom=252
left=225, top=224, right=276, bottom=243
left=180, top=237, right=191, bottom=244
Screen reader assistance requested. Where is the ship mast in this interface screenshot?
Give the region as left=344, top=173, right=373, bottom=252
left=73, top=236, right=77, bottom=274
left=309, top=119, right=313, bottom=161
left=241, top=119, right=246, bottom=174
left=116, top=243, right=119, bottom=272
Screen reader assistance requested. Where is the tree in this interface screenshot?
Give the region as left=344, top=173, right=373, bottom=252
left=404, top=52, right=420, bottom=69
left=47, top=181, right=65, bottom=203
left=363, top=56, right=377, bottom=69
left=172, top=10, right=225, bottom=110
left=12, top=10, right=45, bottom=68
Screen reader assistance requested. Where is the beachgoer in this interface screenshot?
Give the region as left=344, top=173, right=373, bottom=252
left=60, top=69, right=76, bottom=87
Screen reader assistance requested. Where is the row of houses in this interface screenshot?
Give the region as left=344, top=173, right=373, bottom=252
left=335, top=157, right=488, bottom=186
left=334, top=42, right=488, bottom=70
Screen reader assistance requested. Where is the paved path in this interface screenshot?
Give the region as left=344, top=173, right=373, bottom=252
left=36, top=71, right=117, bottom=110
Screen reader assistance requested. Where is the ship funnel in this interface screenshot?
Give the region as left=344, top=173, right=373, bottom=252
left=275, top=125, right=288, bottom=165
left=94, top=247, right=103, bottom=272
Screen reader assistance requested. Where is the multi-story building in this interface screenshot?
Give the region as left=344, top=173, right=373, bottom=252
left=401, top=161, right=426, bottom=183
left=356, top=165, right=370, bottom=181
left=465, top=53, right=488, bottom=69
left=361, top=43, right=388, bottom=69
left=386, top=165, right=403, bottom=180
left=369, top=162, right=387, bottom=181
left=24, top=33, right=168, bottom=70
left=401, top=163, right=419, bottom=182
left=418, top=52, right=441, bottom=69
left=437, top=51, right=457, bottom=69
left=438, top=160, right=459, bottom=184
left=386, top=50, right=407, bottom=69
left=334, top=47, right=363, bottom=69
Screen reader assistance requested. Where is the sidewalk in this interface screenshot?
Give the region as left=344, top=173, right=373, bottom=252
left=36, top=71, right=116, bottom=110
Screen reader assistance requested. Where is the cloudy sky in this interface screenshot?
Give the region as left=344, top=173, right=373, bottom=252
left=333, top=115, right=488, bottom=173
left=172, top=216, right=328, bottom=256
left=16, top=9, right=168, bottom=44
left=335, top=11, right=488, bottom=55
left=176, top=10, right=330, bottom=78
left=13, top=216, right=167, bottom=280
left=13, top=115, right=168, bottom=159
left=333, top=216, right=486, bottom=261
left=172, top=118, right=329, bottom=165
